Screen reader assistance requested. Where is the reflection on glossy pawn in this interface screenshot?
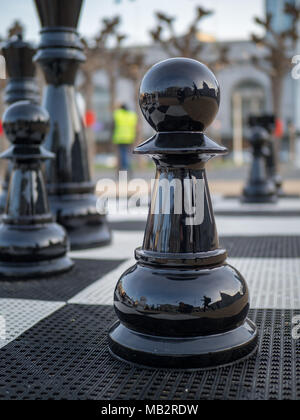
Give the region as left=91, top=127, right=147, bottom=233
left=242, top=126, right=278, bottom=203
left=0, top=34, right=40, bottom=214
left=109, top=58, right=258, bottom=370
left=33, top=0, right=111, bottom=250
left=0, top=101, right=74, bottom=279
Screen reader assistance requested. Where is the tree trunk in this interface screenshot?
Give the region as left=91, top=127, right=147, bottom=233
left=271, top=75, right=284, bottom=170
left=108, top=70, right=118, bottom=163
left=109, top=71, right=117, bottom=114
left=81, top=73, right=96, bottom=177
left=272, top=75, right=284, bottom=120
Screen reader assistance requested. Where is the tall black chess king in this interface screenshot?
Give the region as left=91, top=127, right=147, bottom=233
left=0, top=101, right=73, bottom=278
left=242, top=126, right=277, bottom=203
left=109, top=58, right=258, bottom=369
left=0, top=34, right=40, bottom=214
left=33, top=0, right=111, bottom=250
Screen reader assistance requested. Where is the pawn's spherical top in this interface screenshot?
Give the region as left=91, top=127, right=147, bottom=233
left=139, top=58, right=220, bottom=133
left=3, top=100, right=50, bottom=145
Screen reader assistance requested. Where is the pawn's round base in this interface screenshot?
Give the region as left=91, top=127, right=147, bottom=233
left=67, top=222, right=112, bottom=250
left=0, top=255, right=73, bottom=279
left=242, top=184, right=278, bottom=204
left=0, top=221, right=73, bottom=279
left=277, top=189, right=285, bottom=198
left=241, top=194, right=278, bottom=204
left=108, top=260, right=258, bottom=370
left=108, top=319, right=258, bottom=370
left=49, top=193, right=112, bottom=251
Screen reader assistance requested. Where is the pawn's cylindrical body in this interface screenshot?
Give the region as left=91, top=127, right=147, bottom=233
left=0, top=34, right=40, bottom=214
left=108, top=58, right=258, bottom=370
left=0, top=101, right=73, bottom=278
left=33, top=0, right=111, bottom=250
left=243, top=127, right=278, bottom=203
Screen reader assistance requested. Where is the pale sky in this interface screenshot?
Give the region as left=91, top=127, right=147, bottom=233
left=0, top=0, right=265, bottom=45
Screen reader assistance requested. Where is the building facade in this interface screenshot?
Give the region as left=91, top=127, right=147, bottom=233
left=266, top=0, right=296, bottom=32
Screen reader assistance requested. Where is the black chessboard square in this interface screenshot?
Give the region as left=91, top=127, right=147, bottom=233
left=1, top=304, right=300, bottom=400
left=0, top=258, right=125, bottom=301
left=220, top=236, right=300, bottom=258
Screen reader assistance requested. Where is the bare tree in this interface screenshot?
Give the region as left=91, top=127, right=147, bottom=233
left=251, top=3, right=299, bottom=121
left=81, top=16, right=126, bottom=114
left=150, top=7, right=229, bottom=72
left=79, top=16, right=127, bottom=162
left=7, top=20, right=24, bottom=38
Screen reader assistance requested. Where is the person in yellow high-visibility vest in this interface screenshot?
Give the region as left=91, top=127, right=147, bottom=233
left=113, top=104, right=138, bottom=171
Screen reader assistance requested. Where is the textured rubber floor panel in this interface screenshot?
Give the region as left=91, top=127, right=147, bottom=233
left=0, top=304, right=300, bottom=400
left=69, top=259, right=136, bottom=305
left=0, top=259, right=125, bottom=301
left=220, top=236, right=300, bottom=258
left=0, top=299, right=64, bottom=349
left=230, top=258, right=300, bottom=309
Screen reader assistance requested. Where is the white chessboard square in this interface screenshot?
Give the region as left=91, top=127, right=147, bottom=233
left=229, top=258, right=300, bottom=309
left=68, top=259, right=135, bottom=306
left=213, top=197, right=300, bottom=214
left=68, top=256, right=300, bottom=310
left=0, top=299, right=65, bottom=349
left=70, top=231, right=144, bottom=261
left=216, top=216, right=300, bottom=236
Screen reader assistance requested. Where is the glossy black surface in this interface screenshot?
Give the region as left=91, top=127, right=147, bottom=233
left=109, top=58, right=258, bottom=369
left=242, top=127, right=278, bottom=203
left=140, top=58, right=220, bottom=133
left=265, top=140, right=284, bottom=196
left=141, top=164, right=223, bottom=256
left=34, top=0, right=111, bottom=250
left=109, top=319, right=258, bottom=370
left=0, top=34, right=40, bottom=214
left=34, top=0, right=83, bottom=28
left=114, top=263, right=249, bottom=337
left=0, top=101, right=73, bottom=279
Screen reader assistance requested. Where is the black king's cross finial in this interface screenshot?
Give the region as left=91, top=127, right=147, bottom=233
left=0, top=101, right=73, bottom=278
left=108, top=58, right=258, bottom=370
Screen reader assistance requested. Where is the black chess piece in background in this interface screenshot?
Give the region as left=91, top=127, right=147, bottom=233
left=33, top=0, right=111, bottom=250
left=265, top=140, right=284, bottom=196
left=0, top=34, right=40, bottom=214
left=0, top=101, right=73, bottom=278
left=108, top=58, right=258, bottom=369
left=248, top=115, right=283, bottom=196
left=242, top=126, right=278, bottom=203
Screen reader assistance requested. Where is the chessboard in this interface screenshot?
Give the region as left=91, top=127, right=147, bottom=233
left=0, top=196, right=300, bottom=400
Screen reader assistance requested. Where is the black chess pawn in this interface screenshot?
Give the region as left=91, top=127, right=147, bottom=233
left=0, top=101, right=73, bottom=278
left=33, top=0, right=111, bottom=250
left=108, top=58, right=258, bottom=369
left=243, top=127, right=278, bottom=203
left=0, top=34, right=40, bottom=214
